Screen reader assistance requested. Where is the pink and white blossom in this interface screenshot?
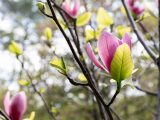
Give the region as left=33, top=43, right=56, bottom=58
left=85, top=31, right=132, bottom=73
left=127, top=0, right=144, bottom=16
left=62, top=0, right=80, bottom=17
left=3, top=91, right=27, bottom=120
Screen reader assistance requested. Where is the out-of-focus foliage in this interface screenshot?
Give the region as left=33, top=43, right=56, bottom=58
left=116, top=25, right=131, bottom=38
left=97, top=7, right=113, bottom=29
left=0, top=0, right=159, bottom=120
left=8, top=41, right=23, bottom=55
left=44, top=27, right=53, bottom=41
left=85, top=28, right=101, bottom=42
left=77, top=12, right=92, bottom=27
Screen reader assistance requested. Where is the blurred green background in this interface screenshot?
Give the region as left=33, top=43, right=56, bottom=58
left=0, top=0, right=158, bottom=120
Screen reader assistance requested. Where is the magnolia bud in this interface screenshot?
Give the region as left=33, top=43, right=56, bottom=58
left=44, top=27, right=52, bottom=41
left=8, top=41, right=23, bottom=56
left=36, top=2, right=45, bottom=12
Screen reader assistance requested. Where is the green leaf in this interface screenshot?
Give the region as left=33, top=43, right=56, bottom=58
left=110, top=43, right=134, bottom=82
left=116, top=25, right=131, bottom=38
left=23, top=111, right=36, bottom=120
left=39, top=87, right=45, bottom=93
left=50, top=57, right=67, bottom=74
left=18, top=79, right=30, bottom=86
left=29, top=112, right=36, bottom=120
left=44, top=27, right=52, bottom=41
left=85, top=29, right=95, bottom=41
left=139, top=13, right=157, bottom=33
left=59, top=19, right=67, bottom=29
left=78, top=73, right=87, bottom=82
left=85, top=28, right=101, bottom=42
left=120, top=6, right=126, bottom=16
left=97, top=7, right=113, bottom=29
left=8, top=41, right=23, bottom=55
left=51, top=107, right=58, bottom=115
left=76, top=12, right=91, bottom=27
left=136, top=12, right=150, bottom=23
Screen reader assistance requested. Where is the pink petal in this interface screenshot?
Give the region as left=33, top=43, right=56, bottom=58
left=132, top=6, right=144, bottom=15
left=9, top=92, right=27, bottom=120
left=85, top=43, right=109, bottom=73
left=71, top=0, right=80, bottom=17
left=122, top=33, right=132, bottom=49
left=128, top=0, right=134, bottom=6
left=127, top=0, right=144, bottom=16
left=97, top=31, right=119, bottom=71
left=118, top=40, right=123, bottom=45
left=62, top=0, right=72, bottom=15
left=3, top=92, right=11, bottom=115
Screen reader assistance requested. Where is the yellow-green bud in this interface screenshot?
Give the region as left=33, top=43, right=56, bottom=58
left=8, top=41, right=23, bottom=56
left=36, top=2, right=45, bottom=12
left=44, top=27, right=52, bottom=41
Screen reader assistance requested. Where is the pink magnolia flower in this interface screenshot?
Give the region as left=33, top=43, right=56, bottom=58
left=62, top=0, right=80, bottom=17
left=85, top=31, right=132, bottom=74
left=127, top=0, right=144, bottom=16
left=3, top=91, right=27, bottom=120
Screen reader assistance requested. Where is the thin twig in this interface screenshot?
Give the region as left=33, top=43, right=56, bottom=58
left=0, top=110, right=10, bottom=120
left=66, top=75, right=88, bottom=86
left=52, top=0, right=85, bottom=64
left=50, top=0, right=75, bottom=20
left=135, top=86, right=157, bottom=96
left=40, top=10, right=53, bottom=18
left=121, top=0, right=157, bottom=62
left=46, top=0, right=106, bottom=108
left=159, top=0, right=160, bottom=55
left=156, top=0, right=160, bottom=120
left=110, top=108, right=121, bottom=120
left=107, top=82, right=120, bottom=107
left=17, top=57, right=57, bottom=120
left=73, top=19, right=81, bottom=53
left=52, top=1, right=79, bottom=47
left=45, top=0, right=113, bottom=119
left=73, top=0, right=112, bottom=120
left=138, top=22, right=158, bottom=52
left=96, top=98, right=109, bottom=120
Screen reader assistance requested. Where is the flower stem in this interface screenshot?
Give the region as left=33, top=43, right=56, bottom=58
left=107, top=82, right=121, bottom=107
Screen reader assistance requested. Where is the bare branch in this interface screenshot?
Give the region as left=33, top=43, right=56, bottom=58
left=0, top=110, right=10, bottom=120
left=17, top=57, right=57, bottom=120
left=45, top=0, right=114, bottom=119
left=66, top=74, right=88, bottom=86
left=135, top=86, right=157, bottom=96
left=121, top=0, right=157, bottom=62
left=107, top=82, right=120, bottom=107
left=138, top=22, right=158, bottom=52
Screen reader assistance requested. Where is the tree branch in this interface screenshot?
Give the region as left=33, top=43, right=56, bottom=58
left=17, top=57, right=57, bottom=120
left=156, top=0, right=160, bottom=119
left=50, top=0, right=75, bottom=20
left=121, top=0, right=157, bottom=62
left=39, top=10, right=53, bottom=18
left=135, top=86, right=157, bottom=96
left=110, top=108, right=121, bottom=120
left=138, top=22, right=158, bottom=52
left=45, top=0, right=114, bottom=119
left=107, top=82, right=120, bottom=107
left=159, top=0, right=160, bottom=55
left=51, top=1, right=79, bottom=47
left=0, top=110, right=10, bottom=120
left=66, top=75, right=88, bottom=86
